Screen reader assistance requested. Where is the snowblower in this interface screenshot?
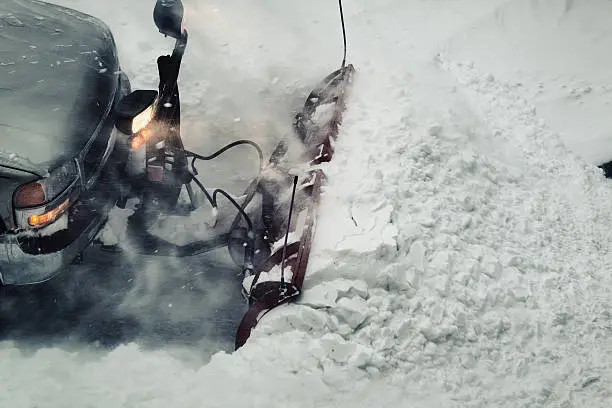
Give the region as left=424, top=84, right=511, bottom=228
left=113, top=0, right=354, bottom=349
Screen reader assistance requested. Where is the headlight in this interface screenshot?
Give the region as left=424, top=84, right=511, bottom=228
left=14, top=159, right=79, bottom=208
left=132, top=103, right=155, bottom=134
left=114, top=89, right=158, bottom=137
left=129, top=100, right=157, bottom=150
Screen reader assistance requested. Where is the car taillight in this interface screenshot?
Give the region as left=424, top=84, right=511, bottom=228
left=14, top=183, right=45, bottom=208
left=13, top=160, right=79, bottom=229
left=14, top=160, right=78, bottom=209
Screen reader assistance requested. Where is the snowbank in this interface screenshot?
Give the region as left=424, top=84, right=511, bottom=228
left=442, top=0, right=612, bottom=163
left=248, top=52, right=612, bottom=406
left=3, top=0, right=612, bottom=407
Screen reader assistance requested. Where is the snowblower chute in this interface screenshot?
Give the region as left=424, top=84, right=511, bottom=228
left=111, top=0, right=354, bottom=350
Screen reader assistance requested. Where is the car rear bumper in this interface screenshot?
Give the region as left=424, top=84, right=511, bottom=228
left=0, top=209, right=106, bottom=285
left=0, top=150, right=126, bottom=286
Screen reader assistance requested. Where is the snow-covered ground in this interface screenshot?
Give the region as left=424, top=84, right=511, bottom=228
left=3, top=0, right=612, bottom=407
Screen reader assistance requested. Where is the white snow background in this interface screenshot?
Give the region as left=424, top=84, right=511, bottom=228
left=3, top=0, right=612, bottom=407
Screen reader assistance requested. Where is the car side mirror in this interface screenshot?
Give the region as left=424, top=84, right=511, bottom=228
left=114, top=90, right=158, bottom=135
left=154, top=0, right=184, bottom=39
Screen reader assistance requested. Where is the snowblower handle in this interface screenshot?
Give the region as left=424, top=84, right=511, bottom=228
left=159, top=29, right=188, bottom=103
left=172, top=30, right=188, bottom=59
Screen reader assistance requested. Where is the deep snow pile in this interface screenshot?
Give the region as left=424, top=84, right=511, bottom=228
left=3, top=0, right=612, bottom=407
left=246, top=56, right=612, bottom=406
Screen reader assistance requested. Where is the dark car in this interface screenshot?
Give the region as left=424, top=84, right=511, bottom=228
left=0, top=0, right=132, bottom=285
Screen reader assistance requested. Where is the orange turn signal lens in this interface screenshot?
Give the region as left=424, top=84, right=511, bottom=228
left=28, top=199, right=69, bottom=227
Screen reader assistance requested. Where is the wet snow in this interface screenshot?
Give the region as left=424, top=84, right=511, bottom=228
left=3, top=0, right=612, bottom=407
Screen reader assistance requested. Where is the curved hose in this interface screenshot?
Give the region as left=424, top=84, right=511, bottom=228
left=184, top=139, right=265, bottom=232
left=211, top=188, right=253, bottom=231
left=189, top=174, right=253, bottom=231
left=185, top=140, right=264, bottom=174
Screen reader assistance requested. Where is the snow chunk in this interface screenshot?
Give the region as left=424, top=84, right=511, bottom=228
left=336, top=203, right=398, bottom=254
left=299, top=279, right=368, bottom=308
left=334, top=297, right=369, bottom=329
left=319, top=333, right=356, bottom=364
left=481, top=254, right=503, bottom=280
left=377, top=262, right=419, bottom=292
left=299, top=284, right=339, bottom=308
left=408, top=240, right=427, bottom=272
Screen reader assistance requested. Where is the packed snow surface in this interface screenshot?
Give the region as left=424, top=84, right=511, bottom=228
left=3, top=0, right=612, bottom=407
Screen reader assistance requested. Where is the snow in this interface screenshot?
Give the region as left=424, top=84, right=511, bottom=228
left=441, top=0, right=612, bottom=164
left=4, top=0, right=612, bottom=407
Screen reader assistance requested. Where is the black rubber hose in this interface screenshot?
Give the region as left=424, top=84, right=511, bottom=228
left=189, top=174, right=254, bottom=231
left=190, top=173, right=216, bottom=210
left=185, top=140, right=264, bottom=173
left=211, top=188, right=253, bottom=231
left=185, top=139, right=265, bottom=231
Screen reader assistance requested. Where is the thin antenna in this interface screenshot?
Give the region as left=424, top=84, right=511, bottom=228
left=280, top=176, right=299, bottom=286
left=338, top=0, right=347, bottom=68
